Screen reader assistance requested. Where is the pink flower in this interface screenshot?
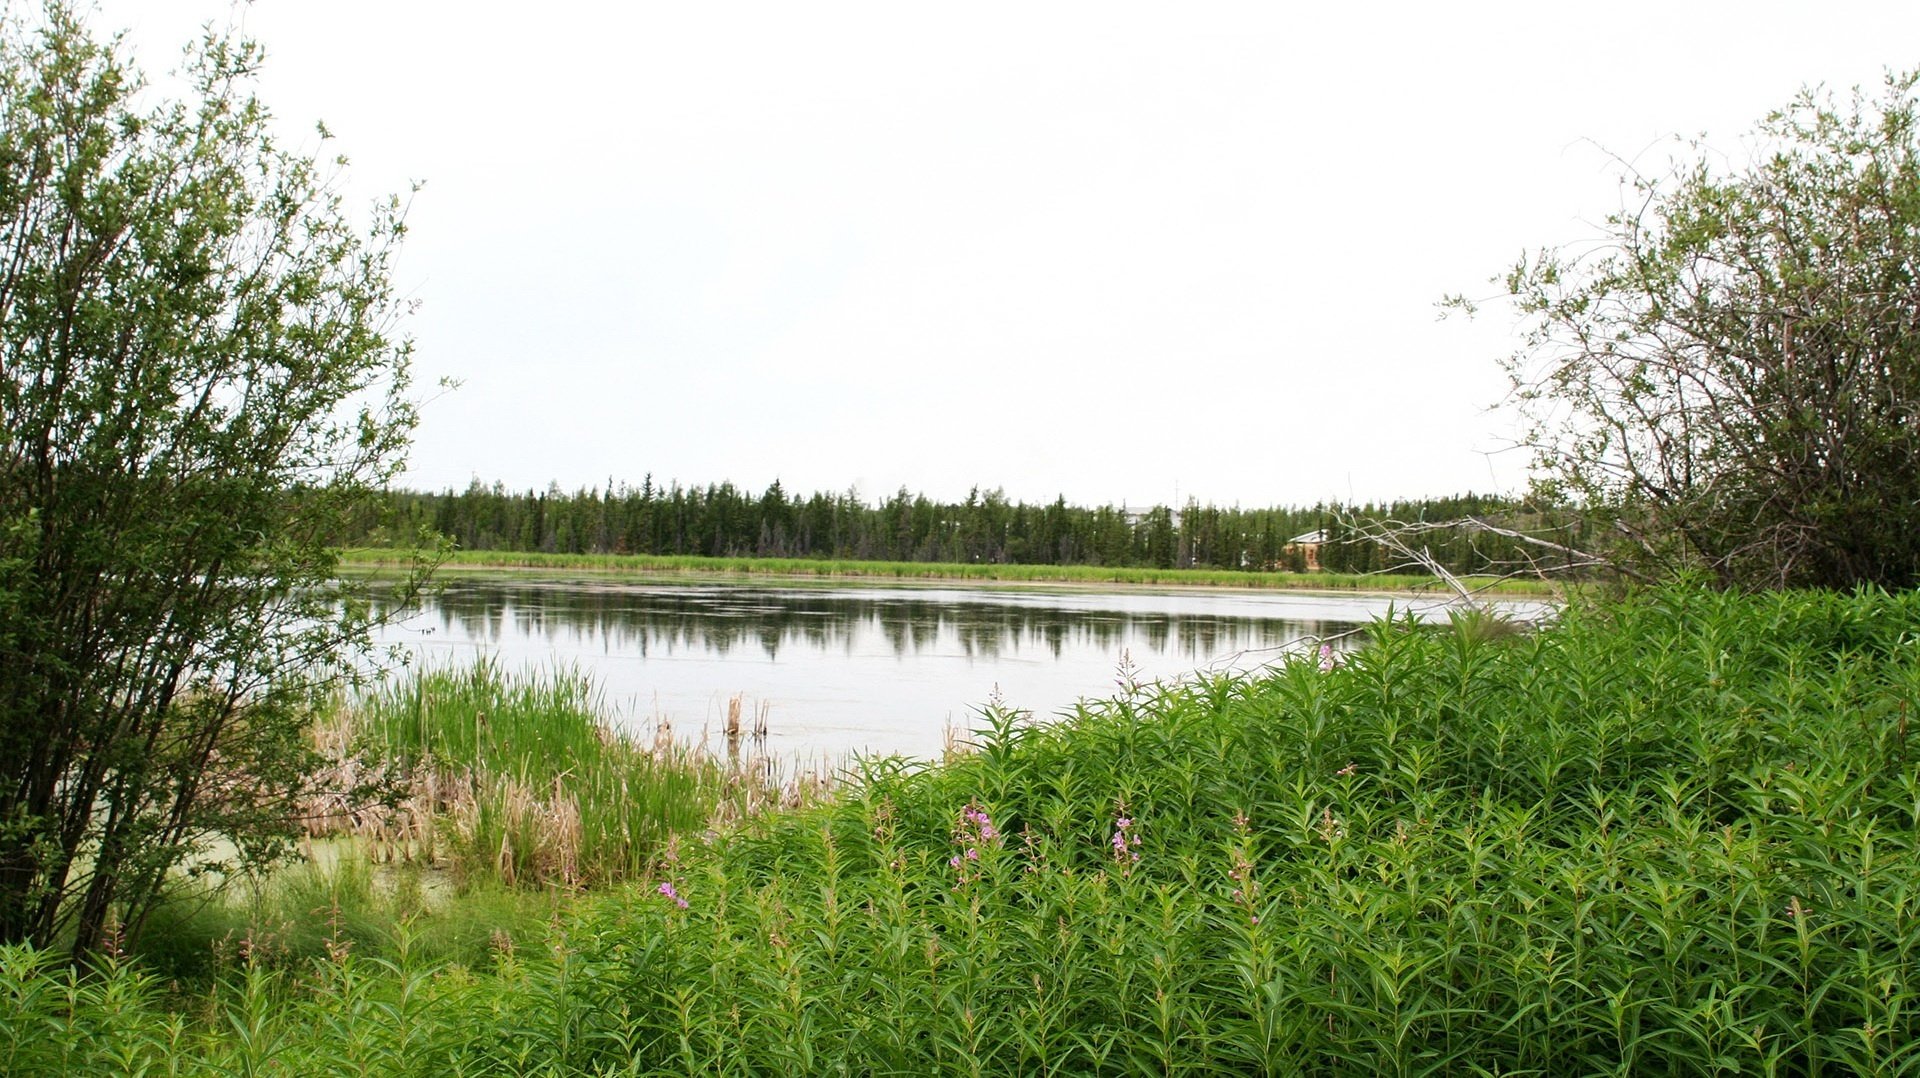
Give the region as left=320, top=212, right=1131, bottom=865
left=949, top=802, right=1004, bottom=887
left=1318, top=644, right=1336, bottom=672
left=657, top=881, right=688, bottom=909
left=964, top=807, right=998, bottom=841
left=1111, top=817, right=1142, bottom=866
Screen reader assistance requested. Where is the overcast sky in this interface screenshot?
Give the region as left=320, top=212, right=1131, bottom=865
left=88, top=1, right=1920, bottom=508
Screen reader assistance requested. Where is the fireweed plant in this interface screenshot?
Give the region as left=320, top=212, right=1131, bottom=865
left=2, top=586, right=1920, bottom=1074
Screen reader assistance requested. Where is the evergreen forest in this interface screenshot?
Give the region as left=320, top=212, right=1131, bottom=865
left=347, top=479, right=1593, bottom=578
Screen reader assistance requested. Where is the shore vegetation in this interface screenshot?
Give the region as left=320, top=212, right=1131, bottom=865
left=1468, top=73, right=1920, bottom=589
left=4, top=586, right=1917, bottom=1073
left=341, top=547, right=1562, bottom=597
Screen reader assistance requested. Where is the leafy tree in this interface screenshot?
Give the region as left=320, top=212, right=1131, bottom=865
left=0, top=5, right=427, bottom=956
left=1479, top=73, right=1920, bottom=589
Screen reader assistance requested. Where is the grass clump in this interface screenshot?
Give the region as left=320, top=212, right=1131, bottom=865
left=336, top=658, right=731, bottom=890
left=119, top=660, right=783, bottom=996
left=5, top=586, right=1920, bottom=1074
left=132, top=855, right=558, bottom=986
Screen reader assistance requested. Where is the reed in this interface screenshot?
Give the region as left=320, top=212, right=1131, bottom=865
left=327, top=659, right=741, bottom=890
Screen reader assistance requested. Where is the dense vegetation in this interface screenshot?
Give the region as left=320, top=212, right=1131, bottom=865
left=1482, top=73, right=1920, bottom=590
left=344, top=480, right=1593, bottom=578
left=334, top=661, right=746, bottom=890
left=5, top=586, right=1918, bottom=1073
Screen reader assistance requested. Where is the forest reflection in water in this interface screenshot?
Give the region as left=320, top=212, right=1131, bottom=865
left=369, top=578, right=1499, bottom=761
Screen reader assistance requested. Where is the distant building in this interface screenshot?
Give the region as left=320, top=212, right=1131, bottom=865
left=1284, top=529, right=1327, bottom=572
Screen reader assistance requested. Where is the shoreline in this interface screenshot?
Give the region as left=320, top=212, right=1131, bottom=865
left=336, top=548, right=1563, bottom=599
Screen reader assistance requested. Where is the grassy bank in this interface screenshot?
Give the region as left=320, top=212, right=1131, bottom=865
left=340, top=546, right=1561, bottom=596
left=125, top=662, right=819, bottom=987
left=6, top=587, right=1919, bottom=1073
left=324, top=660, right=735, bottom=890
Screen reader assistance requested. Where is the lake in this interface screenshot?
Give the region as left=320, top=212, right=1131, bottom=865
left=370, top=575, right=1541, bottom=761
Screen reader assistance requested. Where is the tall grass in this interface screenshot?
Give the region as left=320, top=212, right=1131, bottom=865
left=336, top=659, right=734, bottom=890
left=121, top=662, right=805, bottom=994
left=132, top=852, right=559, bottom=985
left=6, top=586, right=1919, bottom=1073
left=340, top=547, right=1559, bottom=595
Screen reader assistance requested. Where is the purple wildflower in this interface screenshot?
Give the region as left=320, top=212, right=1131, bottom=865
left=1110, top=816, right=1142, bottom=867
left=964, top=807, right=998, bottom=841
left=948, top=802, right=1005, bottom=888
left=657, top=881, right=689, bottom=909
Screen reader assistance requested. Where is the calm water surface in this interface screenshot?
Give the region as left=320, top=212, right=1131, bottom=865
left=371, top=577, right=1530, bottom=761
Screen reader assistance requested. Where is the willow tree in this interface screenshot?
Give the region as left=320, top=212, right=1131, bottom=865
left=0, top=4, right=428, bottom=956
left=1480, top=74, right=1920, bottom=589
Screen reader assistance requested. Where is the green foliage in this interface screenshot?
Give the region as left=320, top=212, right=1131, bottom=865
left=0, top=946, right=184, bottom=1075
left=0, top=3, right=429, bottom=956
left=4, top=586, right=1919, bottom=1072
left=1490, top=72, right=1920, bottom=589
left=585, top=587, right=1920, bottom=1072
left=133, top=855, right=553, bottom=986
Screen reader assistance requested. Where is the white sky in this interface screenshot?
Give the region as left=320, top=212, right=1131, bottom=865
left=89, top=0, right=1920, bottom=508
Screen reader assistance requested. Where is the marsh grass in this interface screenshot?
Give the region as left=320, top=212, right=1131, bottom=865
left=317, top=659, right=790, bottom=891
left=94, top=659, right=783, bottom=1008
left=340, top=547, right=1559, bottom=596
left=9, top=586, right=1920, bottom=1074
left=132, top=853, right=556, bottom=985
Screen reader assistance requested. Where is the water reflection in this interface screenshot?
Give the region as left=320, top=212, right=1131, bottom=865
left=391, top=582, right=1355, bottom=666
left=369, top=578, right=1486, bottom=761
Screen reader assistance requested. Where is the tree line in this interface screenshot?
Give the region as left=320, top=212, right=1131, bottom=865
left=339, top=478, right=1595, bottom=577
